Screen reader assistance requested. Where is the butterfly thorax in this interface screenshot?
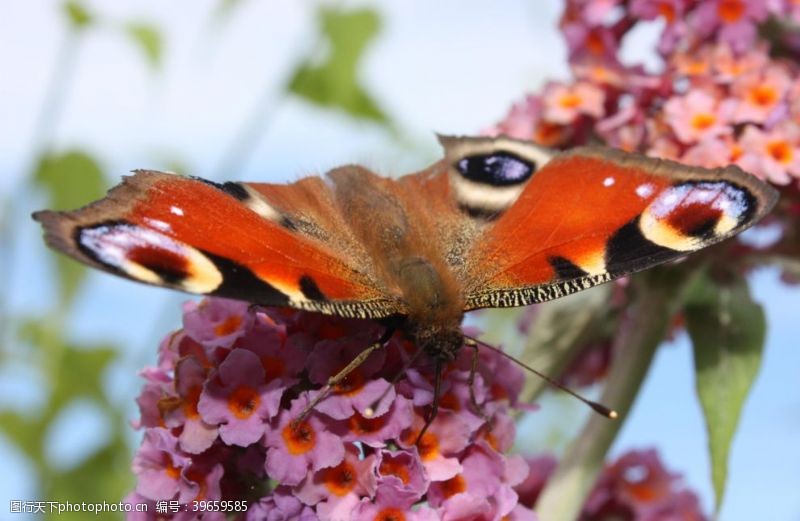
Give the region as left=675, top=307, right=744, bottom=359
left=397, top=256, right=464, bottom=361
left=330, top=166, right=466, bottom=360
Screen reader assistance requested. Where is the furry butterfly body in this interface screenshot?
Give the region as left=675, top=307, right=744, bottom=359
left=34, top=135, right=777, bottom=364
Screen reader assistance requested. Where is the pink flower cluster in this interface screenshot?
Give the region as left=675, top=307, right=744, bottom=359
left=489, top=0, right=800, bottom=186
left=124, top=298, right=534, bottom=520
left=516, top=449, right=706, bottom=520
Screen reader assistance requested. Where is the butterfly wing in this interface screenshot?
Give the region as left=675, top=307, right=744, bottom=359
left=424, top=137, right=777, bottom=310
left=33, top=170, right=402, bottom=318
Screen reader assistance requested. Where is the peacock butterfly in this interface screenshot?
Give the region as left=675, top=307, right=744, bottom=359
left=33, top=135, right=778, bottom=426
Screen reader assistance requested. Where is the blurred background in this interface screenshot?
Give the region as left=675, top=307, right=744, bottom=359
left=1, top=1, right=798, bottom=520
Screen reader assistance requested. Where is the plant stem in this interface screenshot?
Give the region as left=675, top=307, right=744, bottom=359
left=534, top=266, right=700, bottom=521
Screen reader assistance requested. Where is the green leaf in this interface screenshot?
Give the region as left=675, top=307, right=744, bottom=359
left=0, top=412, right=45, bottom=465
left=288, top=7, right=388, bottom=124
left=63, top=0, right=93, bottom=30
left=51, top=345, right=118, bottom=411
left=33, top=150, right=106, bottom=304
left=124, top=22, right=164, bottom=70
left=685, top=274, right=766, bottom=512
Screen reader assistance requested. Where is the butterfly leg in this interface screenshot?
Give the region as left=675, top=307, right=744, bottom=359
left=296, top=339, right=386, bottom=424
left=415, top=358, right=443, bottom=445
left=465, top=337, right=491, bottom=428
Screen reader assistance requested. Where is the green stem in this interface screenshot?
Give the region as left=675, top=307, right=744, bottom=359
left=534, top=266, right=700, bottom=521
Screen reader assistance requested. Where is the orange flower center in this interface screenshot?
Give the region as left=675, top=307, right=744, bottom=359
left=439, top=392, right=460, bottom=411
left=183, top=385, right=201, bottom=419
left=227, top=385, right=260, bottom=419
left=282, top=420, right=316, bottom=455
left=535, top=122, right=567, bottom=146
left=658, top=2, right=676, bottom=22
left=163, top=454, right=182, bottom=480
left=379, top=458, right=411, bottom=485
left=184, top=468, right=209, bottom=501
left=333, top=369, right=366, bottom=396
left=375, top=508, right=406, bottom=521
left=490, top=382, right=508, bottom=401
left=439, top=474, right=467, bottom=499
left=558, top=92, right=583, bottom=109
left=214, top=315, right=242, bottom=336
left=767, top=140, right=793, bottom=164
left=261, top=355, right=286, bottom=381
left=321, top=460, right=357, bottom=496
left=730, top=143, right=744, bottom=161
left=417, top=432, right=439, bottom=461
left=349, top=412, right=388, bottom=435
left=691, top=113, right=717, bottom=131
left=717, top=0, right=745, bottom=23
left=586, top=31, right=606, bottom=55
left=749, top=85, right=779, bottom=107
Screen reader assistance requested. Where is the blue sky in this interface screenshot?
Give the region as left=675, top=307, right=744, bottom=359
left=1, top=1, right=798, bottom=520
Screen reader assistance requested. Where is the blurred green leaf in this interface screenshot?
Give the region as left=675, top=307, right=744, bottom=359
left=124, top=22, right=164, bottom=70
left=0, top=412, right=45, bottom=464
left=685, top=273, right=765, bottom=513
left=63, top=0, right=93, bottom=30
left=52, top=345, right=117, bottom=411
left=288, top=7, right=388, bottom=124
left=33, top=150, right=106, bottom=305
left=214, top=0, right=246, bottom=22
left=18, top=318, right=118, bottom=411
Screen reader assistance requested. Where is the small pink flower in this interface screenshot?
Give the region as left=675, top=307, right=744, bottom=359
left=732, top=64, right=791, bottom=123
left=375, top=448, right=430, bottom=499
left=183, top=298, right=253, bottom=349
left=542, top=81, right=606, bottom=124
left=343, top=395, right=414, bottom=447
left=691, top=0, right=769, bottom=50
left=428, top=443, right=525, bottom=520
left=197, top=348, right=284, bottom=446
left=165, top=357, right=219, bottom=454
left=562, top=22, right=620, bottom=62
left=295, top=445, right=378, bottom=521
left=132, top=428, right=190, bottom=501
left=264, top=395, right=346, bottom=486
left=399, top=410, right=472, bottom=482
left=737, top=123, right=800, bottom=184
left=664, top=90, right=734, bottom=144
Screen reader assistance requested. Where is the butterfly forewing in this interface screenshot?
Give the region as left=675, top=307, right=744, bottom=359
left=34, top=170, right=402, bottom=319
left=461, top=146, right=778, bottom=310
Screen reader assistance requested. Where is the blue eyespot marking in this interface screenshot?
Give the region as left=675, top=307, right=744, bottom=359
left=456, top=153, right=534, bottom=186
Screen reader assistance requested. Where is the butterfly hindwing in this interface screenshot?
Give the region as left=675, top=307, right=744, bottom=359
left=33, top=170, right=402, bottom=319
left=455, top=144, right=778, bottom=310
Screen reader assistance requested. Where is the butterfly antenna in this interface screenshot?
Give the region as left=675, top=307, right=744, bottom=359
left=364, top=347, right=425, bottom=418
left=463, top=335, right=618, bottom=420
